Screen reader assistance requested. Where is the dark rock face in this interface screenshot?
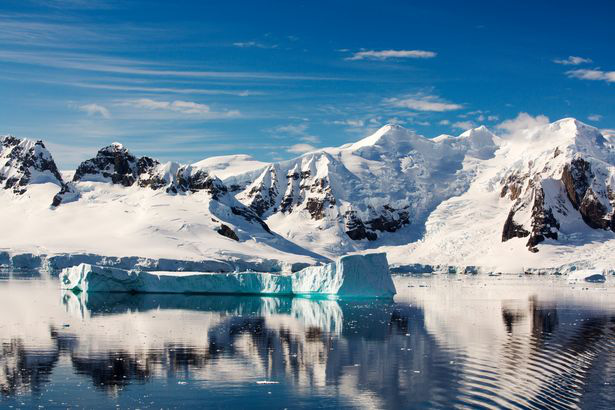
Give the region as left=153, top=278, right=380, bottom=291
left=561, top=157, right=593, bottom=210
left=345, top=210, right=377, bottom=241
left=561, top=157, right=612, bottom=230
left=176, top=168, right=228, bottom=199
left=502, top=210, right=530, bottom=242
left=502, top=177, right=560, bottom=250
left=243, top=167, right=278, bottom=216
left=51, top=183, right=79, bottom=208
left=500, top=172, right=525, bottom=201
left=0, top=136, right=63, bottom=194
left=137, top=157, right=168, bottom=190
left=73, top=144, right=140, bottom=187
left=526, top=188, right=559, bottom=250
left=217, top=224, right=239, bottom=241
left=343, top=207, right=409, bottom=241
left=231, top=206, right=272, bottom=234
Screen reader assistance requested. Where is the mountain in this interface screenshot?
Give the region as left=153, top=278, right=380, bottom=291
left=2, top=118, right=615, bottom=272
left=0, top=139, right=323, bottom=270
left=385, top=118, right=615, bottom=271
left=0, top=136, right=63, bottom=194
left=224, top=124, right=498, bottom=256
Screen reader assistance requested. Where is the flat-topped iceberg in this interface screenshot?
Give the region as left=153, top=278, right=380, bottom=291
left=62, top=264, right=293, bottom=295
left=60, top=253, right=396, bottom=298
left=292, top=253, right=396, bottom=298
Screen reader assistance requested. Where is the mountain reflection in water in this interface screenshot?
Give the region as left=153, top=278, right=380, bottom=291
left=1, top=275, right=615, bottom=409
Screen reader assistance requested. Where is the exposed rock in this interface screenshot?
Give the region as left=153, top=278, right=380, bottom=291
left=502, top=209, right=530, bottom=242
left=73, top=143, right=138, bottom=186
left=344, top=210, right=377, bottom=241
left=217, top=224, right=239, bottom=241
left=51, top=182, right=80, bottom=208
left=0, top=136, right=63, bottom=194
left=561, top=157, right=592, bottom=209
left=136, top=157, right=168, bottom=190
left=500, top=172, right=525, bottom=201
left=526, top=188, right=559, bottom=250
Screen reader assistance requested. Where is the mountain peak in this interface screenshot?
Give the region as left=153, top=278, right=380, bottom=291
left=349, top=123, right=415, bottom=150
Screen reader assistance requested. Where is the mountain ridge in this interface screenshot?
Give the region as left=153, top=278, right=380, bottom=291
left=3, top=117, right=615, bottom=271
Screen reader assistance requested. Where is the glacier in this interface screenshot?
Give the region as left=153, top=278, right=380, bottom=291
left=60, top=253, right=396, bottom=298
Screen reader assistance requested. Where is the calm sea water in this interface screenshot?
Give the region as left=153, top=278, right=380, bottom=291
left=1, top=272, right=614, bottom=409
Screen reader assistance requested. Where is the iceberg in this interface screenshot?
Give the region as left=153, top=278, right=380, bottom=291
left=292, top=253, right=396, bottom=298
left=567, top=269, right=607, bottom=284
left=61, top=264, right=293, bottom=295
left=60, top=253, right=397, bottom=298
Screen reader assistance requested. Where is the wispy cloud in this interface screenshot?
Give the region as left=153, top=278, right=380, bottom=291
left=233, top=41, right=278, bottom=49
left=346, top=49, right=436, bottom=61
left=287, top=143, right=316, bottom=154
left=71, top=82, right=257, bottom=96
left=0, top=50, right=341, bottom=81
left=553, top=56, right=592, bottom=65
left=272, top=123, right=320, bottom=144
left=588, top=114, right=602, bottom=122
left=120, top=98, right=240, bottom=118
left=385, top=94, right=463, bottom=112
left=452, top=120, right=474, bottom=130
left=78, top=103, right=110, bottom=118
left=566, top=68, right=615, bottom=83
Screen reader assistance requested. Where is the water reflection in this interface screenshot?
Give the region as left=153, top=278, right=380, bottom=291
left=1, top=276, right=615, bottom=408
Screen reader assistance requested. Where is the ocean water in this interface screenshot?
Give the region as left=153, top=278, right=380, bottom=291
left=1, top=272, right=614, bottom=409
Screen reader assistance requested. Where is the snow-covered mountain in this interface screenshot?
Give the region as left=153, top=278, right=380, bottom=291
left=224, top=124, right=498, bottom=256
left=3, top=118, right=615, bottom=272
left=0, top=138, right=323, bottom=270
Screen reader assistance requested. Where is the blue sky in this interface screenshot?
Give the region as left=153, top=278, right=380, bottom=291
left=0, top=0, right=614, bottom=168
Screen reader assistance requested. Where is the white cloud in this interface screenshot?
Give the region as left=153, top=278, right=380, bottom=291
left=588, top=114, right=602, bottom=122
left=346, top=49, right=436, bottom=61
left=274, top=124, right=308, bottom=135
left=78, top=103, right=110, bottom=118
left=487, top=115, right=499, bottom=122
left=122, top=98, right=240, bottom=118
left=438, top=119, right=450, bottom=125
left=566, top=68, right=615, bottom=83
left=497, top=112, right=550, bottom=138
left=386, top=94, right=463, bottom=112
left=272, top=123, right=320, bottom=144
left=233, top=41, right=277, bottom=49
left=333, top=119, right=365, bottom=128
left=452, top=121, right=474, bottom=130
left=553, top=56, right=592, bottom=65
left=287, top=143, right=316, bottom=154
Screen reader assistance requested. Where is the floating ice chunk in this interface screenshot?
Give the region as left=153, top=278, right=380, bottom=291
left=292, top=253, right=396, bottom=298
left=60, top=253, right=396, bottom=298
left=61, top=263, right=293, bottom=295
left=567, top=269, right=606, bottom=284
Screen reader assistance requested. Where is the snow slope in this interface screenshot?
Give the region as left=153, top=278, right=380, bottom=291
left=225, top=124, right=498, bottom=257
left=0, top=141, right=324, bottom=270
left=384, top=119, right=615, bottom=271
left=3, top=118, right=615, bottom=272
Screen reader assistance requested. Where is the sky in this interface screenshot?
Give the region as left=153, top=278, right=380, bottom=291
left=0, top=0, right=614, bottom=169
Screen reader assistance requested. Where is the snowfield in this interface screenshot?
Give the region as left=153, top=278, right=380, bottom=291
left=3, top=117, right=615, bottom=274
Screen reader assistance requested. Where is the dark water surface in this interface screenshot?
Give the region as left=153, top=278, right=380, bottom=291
left=1, top=272, right=614, bottom=409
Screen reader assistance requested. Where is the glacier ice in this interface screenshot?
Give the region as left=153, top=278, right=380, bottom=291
left=292, top=253, right=396, bottom=298
left=60, top=253, right=397, bottom=298
left=62, top=264, right=293, bottom=295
